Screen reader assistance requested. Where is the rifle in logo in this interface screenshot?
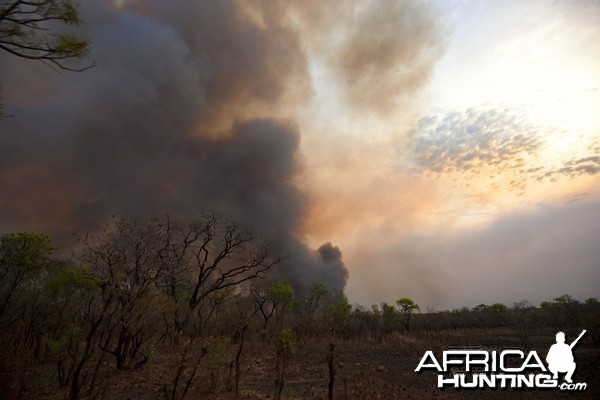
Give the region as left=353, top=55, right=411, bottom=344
left=546, top=330, right=586, bottom=383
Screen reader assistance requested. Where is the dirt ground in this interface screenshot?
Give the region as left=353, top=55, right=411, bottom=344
left=1, top=330, right=598, bottom=399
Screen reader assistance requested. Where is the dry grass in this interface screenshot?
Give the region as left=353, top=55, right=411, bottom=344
left=1, top=328, right=598, bottom=399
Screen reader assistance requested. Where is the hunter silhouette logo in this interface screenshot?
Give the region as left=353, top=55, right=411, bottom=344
left=415, top=329, right=588, bottom=391
left=546, top=330, right=586, bottom=383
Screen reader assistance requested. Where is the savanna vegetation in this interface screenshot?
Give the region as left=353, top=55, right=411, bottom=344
left=1, top=214, right=599, bottom=399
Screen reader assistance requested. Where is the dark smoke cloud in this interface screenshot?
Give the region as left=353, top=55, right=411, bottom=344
left=315, top=243, right=349, bottom=292
left=0, top=0, right=346, bottom=294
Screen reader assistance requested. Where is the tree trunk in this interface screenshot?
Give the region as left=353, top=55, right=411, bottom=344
left=235, top=325, right=247, bottom=397
left=327, top=342, right=336, bottom=400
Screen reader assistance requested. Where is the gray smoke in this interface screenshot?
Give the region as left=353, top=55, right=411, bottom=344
left=0, top=0, right=347, bottom=295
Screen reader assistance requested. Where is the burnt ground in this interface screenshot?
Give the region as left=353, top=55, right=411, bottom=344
left=1, top=329, right=598, bottom=399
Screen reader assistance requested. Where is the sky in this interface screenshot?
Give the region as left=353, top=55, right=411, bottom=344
left=1, top=0, right=599, bottom=310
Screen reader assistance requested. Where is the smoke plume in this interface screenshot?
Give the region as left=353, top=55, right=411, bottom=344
left=334, top=0, right=444, bottom=113
left=0, top=0, right=348, bottom=295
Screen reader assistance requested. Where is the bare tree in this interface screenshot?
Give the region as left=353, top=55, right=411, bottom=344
left=79, top=217, right=167, bottom=370
left=77, top=213, right=282, bottom=366
left=186, top=212, right=282, bottom=309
